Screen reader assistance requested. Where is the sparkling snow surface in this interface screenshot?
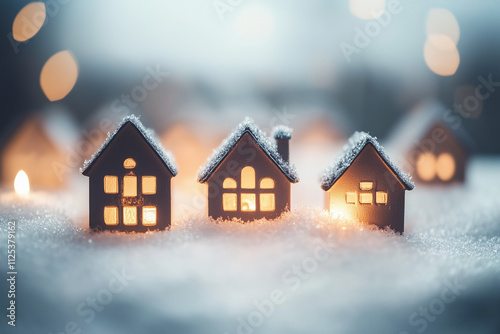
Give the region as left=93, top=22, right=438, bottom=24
left=1, top=158, right=500, bottom=334
left=81, top=115, right=178, bottom=176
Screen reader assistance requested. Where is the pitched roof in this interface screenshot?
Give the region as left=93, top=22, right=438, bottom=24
left=81, top=115, right=178, bottom=176
left=197, top=118, right=299, bottom=183
left=321, top=131, right=414, bottom=191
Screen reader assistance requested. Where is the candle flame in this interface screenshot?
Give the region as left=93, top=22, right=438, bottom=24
left=14, top=170, right=30, bottom=196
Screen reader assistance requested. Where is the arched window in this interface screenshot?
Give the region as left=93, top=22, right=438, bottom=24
left=124, top=158, right=136, bottom=169
left=221, top=167, right=275, bottom=213
left=436, top=153, right=455, bottom=181
left=417, top=152, right=436, bottom=181
left=241, top=166, right=255, bottom=189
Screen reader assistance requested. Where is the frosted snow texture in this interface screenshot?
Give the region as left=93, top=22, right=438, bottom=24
left=1, top=158, right=500, bottom=334
left=272, top=125, right=293, bottom=139
left=197, top=118, right=299, bottom=183
left=80, top=115, right=178, bottom=176
left=321, top=131, right=414, bottom=191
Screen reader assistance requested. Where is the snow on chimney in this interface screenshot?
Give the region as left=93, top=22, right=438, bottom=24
left=272, top=125, right=292, bottom=162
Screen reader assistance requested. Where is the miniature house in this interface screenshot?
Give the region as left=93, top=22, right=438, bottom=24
left=386, top=100, right=473, bottom=185
left=321, top=132, right=414, bottom=233
left=81, top=115, right=177, bottom=232
left=197, top=118, right=299, bottom=221
left=1, top=110, right=78, bottom=189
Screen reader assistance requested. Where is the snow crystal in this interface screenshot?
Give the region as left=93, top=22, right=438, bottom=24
left=80, top=115, right=178, bottom=176
left=197, top=117, right=299, bottom=183
left=321, top=131, right=414, bottom=191
left=272, top=125, right=293, bottom=139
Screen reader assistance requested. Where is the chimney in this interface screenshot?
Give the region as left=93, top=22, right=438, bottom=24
left=272, top=125, right=292, bottom=162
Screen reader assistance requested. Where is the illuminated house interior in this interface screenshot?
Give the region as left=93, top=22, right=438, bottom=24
left=198, top=118, right=299, bottom=221
left=321, top=132, right=414, bottom=233
left=81, top=115, right=177, bottom=232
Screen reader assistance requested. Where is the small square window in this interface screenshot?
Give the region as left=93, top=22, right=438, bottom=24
left=223, top=193, right=237, bottom=211
left=104, top=176, right=118, bottom=194
left=123, top=176, right=137, bottom=197
left=142, top=206, right=157, bottom=226
left=359, top=182, right=373, bottom=190
left=142, top=176, right=156, bottom=195
left=241, top=193, right=256, bottom=211
left=359, top=193, right=373, bottom=204
left=104, top=206, right=118, bottom=225
left=260, top=194, right=275, bottom=211
left=376, top=191, right=387, bottom=204
left=346, top=192, right=356, bottom=204
left=123, top=206, right=137, bottom=225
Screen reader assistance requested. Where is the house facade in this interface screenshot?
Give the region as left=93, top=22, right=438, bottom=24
left=321, top=132, right=414, bottom=233
left=198, top=119, right=299, bottom=221
left=82, top=116, right=177, bottom=232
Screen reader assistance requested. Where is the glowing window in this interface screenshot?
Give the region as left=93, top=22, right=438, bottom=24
left=241, top=166, right=255, bottom=189
left=260, top=178, right=275, bottom=189
left=436, top=153, right=455, bottom=181
left=346, top=192, right=356, bottom=204
left=241, top=194, right=256, bottom=211
left=123, top=206, right=137, bottom=225
left=417, top=152, right=436, bottom=181
left=376, top=191, right=387, bottom=204
left=123, top=176, right=137, bottom=197
left=104, top=206, right=118, bottom=225
left=359, top=182, right=373, bottom=190
left=142, top=176, right=156, bottom=194
left=223, top=193, right=237, bottom=211
left=104, top=175, right=118, bottom=194
left=359, top=193, right=373, bottom=204
left=142, top=206, right=157, bottom=226
left=223, top=178, right=237, bottom=189
left=124, top=158, right=136, bottom=169
left=260, top=194, right=275, bottom=211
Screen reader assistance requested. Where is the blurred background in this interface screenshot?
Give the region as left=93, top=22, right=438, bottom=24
left=0, top=0, right=499, bottom=199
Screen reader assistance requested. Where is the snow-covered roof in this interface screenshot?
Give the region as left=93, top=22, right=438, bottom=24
left=321, top=131, right=414, bottom=191
left=81, top=115, right=178, bottom=176
left=197, top=118, right=299, bottom=183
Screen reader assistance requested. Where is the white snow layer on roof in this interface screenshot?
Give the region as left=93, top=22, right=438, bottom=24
left=272, top=125, right=293, bottom=139
left=321, top=131, right=414, bottom=191
left=197, top=118, right=299, bottom=182
left=80, top=115, right=178, bottom=175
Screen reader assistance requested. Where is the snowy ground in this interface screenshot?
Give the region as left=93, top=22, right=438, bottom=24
left=1, top=157, right=499, bottom=334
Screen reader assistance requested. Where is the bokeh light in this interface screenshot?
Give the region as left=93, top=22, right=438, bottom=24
left=349, top=0, right=386, bottom=20
left=40, top=50, right=79, bottom=101
left=12, top=2, right=46, bottom=42
left=424, top=34, right=460, bottom=76
left=426, top=8, right=460, bottom=44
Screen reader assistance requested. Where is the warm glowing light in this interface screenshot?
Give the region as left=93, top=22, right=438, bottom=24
left=346, top=192, right=356, bottom=204
left=376, top=191, right=387, bottom=204
left=123, top=206, right=137, bottom=225
left=12, top=2, right=46, bottom=42
left=223, top=178, right=237, bottom=189
left=424, top=34, right=460, bottom=76
left=40, top=50, right=78, bottom=101
left=359, top=182, right=373, bottom=190
left=359, top=193, right=373, bottom=204
left=436, top=153, right=455, bottom=181
left=417, top=152, right=436, bottom=181
left=104, top=175, right=118, bottom=194
left=124, top=158, right=136, bottom=169
left=104, top=206, right=118, bottom=225
left=260, top=194, right=275, bottom=211
left=234, top=3, right=275, bottom=40
left=142, top=176, right=156, bottom=194
left=123, top=175, right=137, bottom=197
left=241, top=166, right=255, bottom=189
left=223, top=193, right=237, bottom=211
left=260, top=178, right=274, bottom=189
left=241, top=193, right=256, bottom=211
left=14, top=170, right=30, bottom=196
left=349, top=0, right=386, bottom=20
left=426, top=8, right=460, bottom=44
left=142, top=206, right=157, bottom=226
